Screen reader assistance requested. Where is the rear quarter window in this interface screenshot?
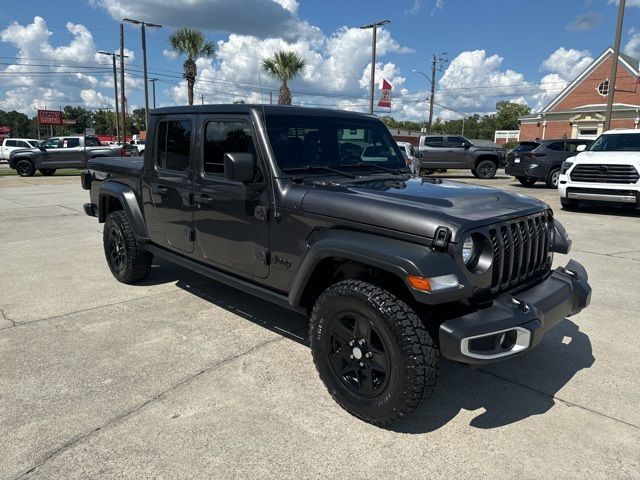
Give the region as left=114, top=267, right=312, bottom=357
left=512, top=142, right=539, bottom=153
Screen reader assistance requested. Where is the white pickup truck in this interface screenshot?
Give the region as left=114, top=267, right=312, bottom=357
left=558, top=129, right=640, bottom=209
left=0, top=138, right=40, bottom=161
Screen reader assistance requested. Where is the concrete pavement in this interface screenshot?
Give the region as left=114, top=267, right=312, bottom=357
left=1, top=172, right=639, bottom=479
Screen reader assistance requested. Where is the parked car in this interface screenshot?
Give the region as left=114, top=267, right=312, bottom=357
left=505, top=138, right=594, bottom=188
left=559, top=129, right=640, bottom=210
left=8, top=135, right=123, bottom=176
left=0, top=138, right=40, bottom=161
left=417, top=134, right=506, bottom=179
left=396, top=141, right=420, bottom=174
left=82, top=104, right=590, bottom=426
left=130, top=138, right=145, bottom=156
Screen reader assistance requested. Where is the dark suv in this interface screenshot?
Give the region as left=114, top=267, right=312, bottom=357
left=505, top=139, right=593, bottom=188
left=82, top=105, right=591, bottom=426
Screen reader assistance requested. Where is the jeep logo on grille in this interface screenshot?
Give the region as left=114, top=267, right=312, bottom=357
left=598, top=166, right=608, bottom=173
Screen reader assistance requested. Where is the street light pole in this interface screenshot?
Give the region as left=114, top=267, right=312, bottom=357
left=98, top=50, right=129, bottom=144
left=119, top=23, right=126, bottom=145
left=604, top=0, right=626, bottom=131
left=150, top=78, right=157, bottom=109
left=360, top=20, right=390, bottom=115
left=123, top=18, right=162, bottom=131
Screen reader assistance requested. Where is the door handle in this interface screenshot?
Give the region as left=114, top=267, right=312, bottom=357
left=152, top=186, right=168, bottom=196
left=194, top=194, right=214, bottom=206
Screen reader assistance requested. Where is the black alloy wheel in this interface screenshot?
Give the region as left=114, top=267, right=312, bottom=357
left=475, top=159, right=497, bottom=179
left=16, top=160, right=35, bottom=177
left=107, top=224, right=127, bottom=273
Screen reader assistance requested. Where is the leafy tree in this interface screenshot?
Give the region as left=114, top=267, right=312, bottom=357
left=168, top=27, right=215, bottom=106
left=130, top=107, right=146, bottom=131
left=233, top=99, right=246, bottom=104
left=62, top=106, right=92, bottom=134
left=495, top=101, right=530, bottom=130
left=262, top=50, right=306, bottom=105
left=0, top=110, right=31, bottom=137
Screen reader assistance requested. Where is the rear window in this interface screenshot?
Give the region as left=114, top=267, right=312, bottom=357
left=423, top=136, right=445, bottom=147
left=546, top=142, right=565, bottom=151
left=512, top=142, right=539, bottom=153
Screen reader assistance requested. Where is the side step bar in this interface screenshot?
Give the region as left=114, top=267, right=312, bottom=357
left=145, top=245, right=307, bottom=315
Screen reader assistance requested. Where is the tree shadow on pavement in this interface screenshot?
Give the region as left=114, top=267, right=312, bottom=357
left=140, top=259, right=594, bottom=434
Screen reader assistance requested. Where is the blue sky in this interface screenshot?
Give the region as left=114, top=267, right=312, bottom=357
left=0, top=0, right=639, bottom=121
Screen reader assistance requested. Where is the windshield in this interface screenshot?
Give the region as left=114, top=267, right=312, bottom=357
left=264, top=115, right=407, bottom=172
left=588, top=133, right=640, bottom=152
left=27, top=141, right=40, bottom=148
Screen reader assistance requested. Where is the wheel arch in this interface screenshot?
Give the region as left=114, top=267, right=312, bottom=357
left=98, top=181, right=148, bottom=240
left=474, top=154, right=499, bottom=167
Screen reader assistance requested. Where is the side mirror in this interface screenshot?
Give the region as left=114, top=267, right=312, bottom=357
left=224, top=152, right=255, bottom=183
left=417, top=152, right=424, bottom=157
left=39, top=146, right=46, bottom=151
left=463, top=142, right=471, bottom=149
left=576, top=144, right=587, bottom=152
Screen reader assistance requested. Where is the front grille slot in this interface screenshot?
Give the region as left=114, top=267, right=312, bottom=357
left=569, top=164, right=639, bottom=184
left=489, top=212, right=551, bottom=294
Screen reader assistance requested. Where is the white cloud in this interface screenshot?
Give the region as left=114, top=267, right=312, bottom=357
left=162, top=48, right=178, bottom=59
left=0, top=17, right=142, bottom=114
left=624, top=29, right=640, bottom=59
left=566, top=12, right=601, bottom=32
left=92, top=0, right=305, bottom=39
left=540, top=47, right=593, bottom=80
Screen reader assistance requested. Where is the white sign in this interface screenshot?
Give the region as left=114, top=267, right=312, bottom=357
left=85, top=128, right=96, bottom=136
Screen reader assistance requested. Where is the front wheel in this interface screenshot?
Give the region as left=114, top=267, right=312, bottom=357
left=16, top=159, right=35, bottom=177
left=103, top=210, right=153, bottom=283
left=517, top=176, right=537, bottom=186
left=39, top=168, right=56, bottom=176
left=475, top=159, right=497, bottom=179
left=309, top=279, right=439, bottom=426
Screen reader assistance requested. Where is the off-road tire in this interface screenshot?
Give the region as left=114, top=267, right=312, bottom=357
left=546, top=168, right=560, bottom=188
left=309, top=279, right=439, bottom=426
left=16, top=159, right=35, bottom=177
left=560, top=197, right=579, bottom=210
left=517, top=176, right=537, bottom=186
left=103, top=210, right=152, bottom=283
left=474, top=159, right=497, bottom=179
left=39, top=168, right=56, bottom=176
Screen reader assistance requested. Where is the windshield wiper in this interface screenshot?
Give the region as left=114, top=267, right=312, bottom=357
left=282, top=165, right=356, bottom=179
left=340, top=162, right=405, bottom=175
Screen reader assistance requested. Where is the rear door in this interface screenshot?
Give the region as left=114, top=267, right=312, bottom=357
left=193, top=115, right=270, bottom=278
left=543, top=141, right=567, bottom=168
left=445, top=135, right=469, bottom=167
left=144, top=117, right=195, bottom=253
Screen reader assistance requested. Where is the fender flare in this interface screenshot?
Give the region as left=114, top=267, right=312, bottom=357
left=288, top=229, right=470, bottom=307
left=98, top=181, right=149, bottom=240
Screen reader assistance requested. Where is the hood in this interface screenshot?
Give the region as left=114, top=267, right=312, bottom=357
left=300, top=176, right=547, bottom=241
left=9, top=147, right=39, bottom=156
left=572, top=151, right=640, bottom=165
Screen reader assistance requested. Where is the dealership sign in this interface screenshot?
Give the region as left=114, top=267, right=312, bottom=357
left=37, top=109, right=63, bottom=126
left=378, top=79, right=392, bottom=109
left=0, top=126, right=10, bottom=133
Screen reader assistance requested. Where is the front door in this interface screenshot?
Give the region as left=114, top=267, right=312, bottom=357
left=444, top=135, right=469, bottom=167
left=144, top=117, right=195, bottom=253
left=193, top=116, right=270, bottom=279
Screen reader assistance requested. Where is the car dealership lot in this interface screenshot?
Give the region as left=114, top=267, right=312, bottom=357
left=1, top=172, right=639, bottom=479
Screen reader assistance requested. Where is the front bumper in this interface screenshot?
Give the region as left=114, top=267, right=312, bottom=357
left=439, top=260, right=591, bottom=364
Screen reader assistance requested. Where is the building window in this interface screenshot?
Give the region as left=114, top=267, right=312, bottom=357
left=597, top=80, right=610, bottom=96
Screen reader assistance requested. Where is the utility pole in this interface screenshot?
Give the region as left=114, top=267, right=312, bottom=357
left=200, top=94, right=205, bottom=105
left=150, top=78, right=157, bottom=109
left=428, top=55, right=437, bottom=133
left=119, top=23, right=127, bottom=144
left=98, top=50, right=129, bottom=144
left=604, top=0, right=626, bottom=131
left=360, top=20, right=390, bottom=114
left=123, top=18, right=162, bottom=132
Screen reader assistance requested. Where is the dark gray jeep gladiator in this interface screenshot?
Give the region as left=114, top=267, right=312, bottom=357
left=82, top=105, right=591, bottom=426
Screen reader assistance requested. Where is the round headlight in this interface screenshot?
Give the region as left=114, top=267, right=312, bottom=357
left=462, top=235, right=475, bottom=265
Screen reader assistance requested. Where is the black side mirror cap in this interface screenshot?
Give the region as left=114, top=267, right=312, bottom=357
left=553, top=220, right=572, bottom=254
left=224, top=152, right=255, bottom=183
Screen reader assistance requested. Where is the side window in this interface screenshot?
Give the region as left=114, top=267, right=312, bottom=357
left=62, top=138, right=80, bottom=148
left=41, top=138, right=60, bottom=149
left=546, top=142, right=565, bottom=151
left=85, top=137, right=100, bottom=147
left=17, top=141, right=30, bottom=148
left=203, top=121, right=255, bottom=175
left=5, top=140, right=17, bottom=147
left=157, top=120, right=192, bottom=172
left=446, top=136, right=466, bottom=147
left=423, top=136, right=445, bottom=148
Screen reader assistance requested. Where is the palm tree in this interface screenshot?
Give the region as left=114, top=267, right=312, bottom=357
left=262, top=50, right=306, bottom=105
left=168, top=27, right=215, bottom=106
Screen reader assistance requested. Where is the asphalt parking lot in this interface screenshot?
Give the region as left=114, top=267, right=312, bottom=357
left=1, top=170, right=639, bottom=479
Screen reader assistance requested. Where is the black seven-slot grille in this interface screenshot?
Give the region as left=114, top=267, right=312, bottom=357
left=569, top=164, right=639, bottom=184
left=488, top=211, right=552, bottom=294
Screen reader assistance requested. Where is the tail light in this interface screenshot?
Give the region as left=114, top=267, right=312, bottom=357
left=522, top=152, right=546, bottom=158
left=120, top=148, right=126, bottom=157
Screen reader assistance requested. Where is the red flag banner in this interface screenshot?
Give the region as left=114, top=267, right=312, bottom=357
left=378, top=79, right=392, bottom=108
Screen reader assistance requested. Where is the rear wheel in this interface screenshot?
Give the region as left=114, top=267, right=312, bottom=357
left=561, top=197, right=579, bottom=210
left=475, top=159, right=497, bottom=179
left=546, top=168, right=560, bottom=188
left=517, top=176, right=537, bottom=186
left=103, top=210, right=153, bottom=283
left=16, top=159, right=35, bottom=177
left=39, top=168, right=56, bottom=176
left=309, top=279, right=439, bottom=426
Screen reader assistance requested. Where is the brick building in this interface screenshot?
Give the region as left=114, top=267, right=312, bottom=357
left=519, top=47, right=640, bottom=141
